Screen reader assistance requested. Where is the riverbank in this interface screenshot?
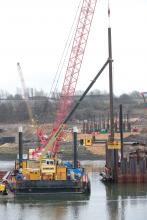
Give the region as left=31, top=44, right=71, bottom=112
left=0, top=132, right=142, bottom=161
left=0, top=148, right=104, bottom=161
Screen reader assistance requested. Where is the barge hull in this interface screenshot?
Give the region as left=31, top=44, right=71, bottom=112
left=14, top=180, right=90, bottom=195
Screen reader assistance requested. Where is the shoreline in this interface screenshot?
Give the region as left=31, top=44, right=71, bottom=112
left=0, top=153, right=105, bottom=161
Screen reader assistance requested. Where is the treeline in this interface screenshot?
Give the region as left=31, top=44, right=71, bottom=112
left=0, top=89, right=144, bottom=123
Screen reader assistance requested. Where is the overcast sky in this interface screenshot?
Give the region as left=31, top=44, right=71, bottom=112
left=0, top=0, right=147, bottom=96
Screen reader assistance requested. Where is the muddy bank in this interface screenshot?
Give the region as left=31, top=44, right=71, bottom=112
left=0, top=142, right=104, bottom=161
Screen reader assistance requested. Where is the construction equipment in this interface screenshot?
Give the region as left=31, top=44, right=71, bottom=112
left=39, top=59, right=110, bottom=159
left=35, top=0, right=98, bottom=157
left=0, top=1, right=115, bottom=197
left=10, top=57, right=109, bottom=197
left=15, top=0, right=111, bottom=185
left=1, top=0, right=113, bottom=194
left=17, top=63, right=36, bottom=127
left=6, top=0, right=110, bottom=195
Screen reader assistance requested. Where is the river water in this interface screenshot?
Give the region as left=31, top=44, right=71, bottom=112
left=0, top=160, right=147, bottom=220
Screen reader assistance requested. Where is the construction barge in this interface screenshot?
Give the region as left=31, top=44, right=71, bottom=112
left=13, top=178, right=90, bottom=195
left=0, top=158, right=90, bottom=197
left=1, top=174, right=90, bottom=196
left=0, top=127, right=90, bottom=197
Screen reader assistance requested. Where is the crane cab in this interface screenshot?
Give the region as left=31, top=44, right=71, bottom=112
left=40, top=159, right=56, bottom=180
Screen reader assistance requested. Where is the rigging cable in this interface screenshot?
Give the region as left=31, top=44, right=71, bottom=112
left=49, top=0, right=83, bottom=99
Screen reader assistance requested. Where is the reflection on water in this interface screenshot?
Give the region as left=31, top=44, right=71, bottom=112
left=14, top=194, right=90, bottom=203
left=106, top=183, right=147, bottom=199
left=105, top=184, right=147, bottom=220
left=0, top=197, right=89, bottom=220
left=0, top=160, right=14, bottom=171
left=0, top=160, right=147, bottom=220
left=105, top=183, right=147, bottom=220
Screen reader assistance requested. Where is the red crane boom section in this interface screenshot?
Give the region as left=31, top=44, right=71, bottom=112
left=36, top=0, right=97, bottom=156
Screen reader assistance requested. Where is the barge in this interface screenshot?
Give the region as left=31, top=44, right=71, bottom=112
left=0, top=129, right=90, bottom=197
left=14, top=179, right=90, bottom=195
left=0, top=158, right=90, bottom=197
